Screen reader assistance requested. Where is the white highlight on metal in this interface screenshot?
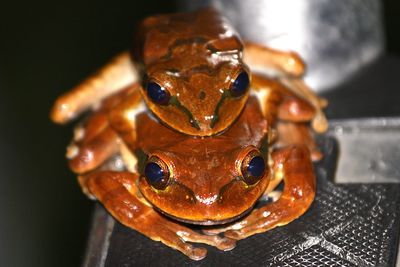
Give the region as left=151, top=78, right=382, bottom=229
left=189, top=0, right=384, bottom=91
left=329, top=118, right=400, bottom=183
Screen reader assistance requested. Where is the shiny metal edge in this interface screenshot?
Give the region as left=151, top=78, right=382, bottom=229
left=328, top=117, right=400, bottom=131
left=82, top=205, right=115, bottom=267
left=327, top=117, right=400, bottom=266
left=397, top=240, right=400, bottom=267
left=327, top=117, right=400, bottom=184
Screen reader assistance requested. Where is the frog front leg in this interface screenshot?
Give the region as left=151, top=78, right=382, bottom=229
left=68, top=85, right=142, bottom=189
left=84, top=171, right=236, bottom=260
left=66, top=86, right=135, bottom=173
left=224, top=145, right=315, bottom=240
left=67, top=113, right=120, bottom=174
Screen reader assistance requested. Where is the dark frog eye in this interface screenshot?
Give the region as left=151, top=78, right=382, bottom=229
left=146, top=82, right=171, bottom=105
left=240, top=150, right=266, bottom=185
left=230, top=71, right=250, bottom=97
left=144, top=156, right=171, bottom=190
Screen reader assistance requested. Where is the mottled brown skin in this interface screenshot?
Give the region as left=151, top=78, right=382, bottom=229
left=50, top=8, right=327, bottom=260
left=134, top=8, right=250, bottom=136
left=137, top=97, right=270, bottom=224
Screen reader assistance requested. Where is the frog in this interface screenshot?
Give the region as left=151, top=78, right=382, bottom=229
left=50, top=8, right=327, bottom=260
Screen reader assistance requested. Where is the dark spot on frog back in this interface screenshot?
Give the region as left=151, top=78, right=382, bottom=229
left=199, top=91, right=206, bottom=100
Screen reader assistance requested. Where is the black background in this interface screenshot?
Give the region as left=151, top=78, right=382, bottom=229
left=0, top=1, right=398, bottom=266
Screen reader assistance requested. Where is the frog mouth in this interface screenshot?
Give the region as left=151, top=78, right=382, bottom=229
left=153, top=204, right=254, bottom=226
left=138, top=169, right=270, bottom=226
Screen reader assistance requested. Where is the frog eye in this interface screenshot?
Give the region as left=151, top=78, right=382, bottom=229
left=230, top=71, right=250, bottom=97
left=146, top=82, right=171, bottom=105
left=144, top=156, right=171, bottom=190
left=240, top=150, right=266, bottom=185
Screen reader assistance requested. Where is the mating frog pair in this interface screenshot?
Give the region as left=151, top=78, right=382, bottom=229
left=51, top=8, right=327, bottom=260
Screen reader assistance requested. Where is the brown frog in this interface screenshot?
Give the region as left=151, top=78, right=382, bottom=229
left=50, top=8, right=327, bottom=260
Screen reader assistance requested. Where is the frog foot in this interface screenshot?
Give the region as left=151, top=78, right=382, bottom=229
left=224, top=145, right=316, bottom=240
left=85, top=171, right=236, bottom=260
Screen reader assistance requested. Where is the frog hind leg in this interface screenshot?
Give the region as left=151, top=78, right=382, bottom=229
left=274, top=82, right=323, bottom=160
left=244, top=42, right=306, bottom=77
left=70, top=86, right=144, bottom=198
left=224, top=145, right=315, bottom=240
left=85, top=171, right=236, bottom=260
left=245, top=43, right=328, bottom=133
left=280, top=78, right=328, bottom=133
left=51, top=51, right=138, bottom=124
left=252, top=74, right=323, bottom=160
left=276, top=121, right=323, bottom=161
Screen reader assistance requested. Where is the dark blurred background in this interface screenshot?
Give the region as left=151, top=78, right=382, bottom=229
left=0, top=1, right=398, bottom=266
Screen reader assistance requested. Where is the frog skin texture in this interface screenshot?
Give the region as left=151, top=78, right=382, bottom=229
left=51, top=8, right=328, bottom=260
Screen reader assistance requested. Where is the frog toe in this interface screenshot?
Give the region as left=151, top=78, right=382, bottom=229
left=216, top=236, right=236, bottom=251
left=187, top=246, right=207, bottom=261
left=223, top=229, right=242, bottom=240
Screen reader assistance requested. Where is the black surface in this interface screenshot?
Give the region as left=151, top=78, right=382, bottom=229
left=104, top=137, right=400, bottom=266
left=322, top=56, right=400, bottom=119
left=0, top=2, right=176, bottom=267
